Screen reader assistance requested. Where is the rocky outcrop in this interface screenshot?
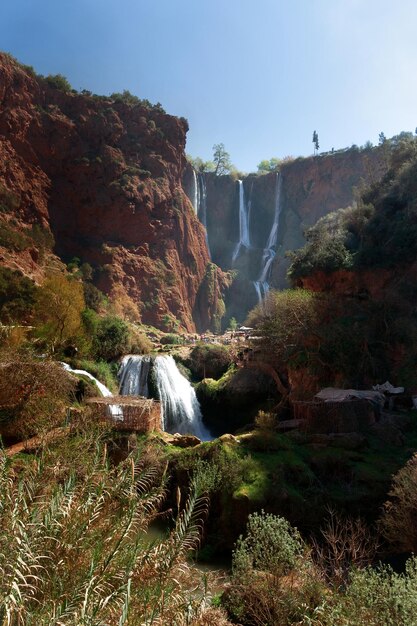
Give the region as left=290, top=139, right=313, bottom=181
left=0, top=52, right=222, bottom=332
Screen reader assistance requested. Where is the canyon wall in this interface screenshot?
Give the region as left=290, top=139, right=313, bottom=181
left=0, top=52, right=226, bottom=332
left=185, top=148, right=386, bottom=323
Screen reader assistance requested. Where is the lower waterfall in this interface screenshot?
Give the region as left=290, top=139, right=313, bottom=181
left=118, top=355, right=211, bottom=440
left=61, top=362, right=122, bottom=419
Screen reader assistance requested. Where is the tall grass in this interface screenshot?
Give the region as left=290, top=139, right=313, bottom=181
left=0, top=430, right=222, bottom=625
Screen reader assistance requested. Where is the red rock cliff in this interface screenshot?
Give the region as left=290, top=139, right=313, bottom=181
left=0, top=53, right=219, bottom=332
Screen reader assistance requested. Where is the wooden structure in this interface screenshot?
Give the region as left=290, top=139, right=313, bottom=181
left=85, top=396, right=161, bottom=432
left=291, top=398, right=376, bottom=434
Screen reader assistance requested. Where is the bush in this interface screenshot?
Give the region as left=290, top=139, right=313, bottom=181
left=233, top=511, right=303, bottom=577
left=379, top=455, right=417, bottom=553
left=44, top=73, right=72, bottom=92
left=187, top=344, right=231, bottom=380
left=160, top=334, right=184, bottom=345
left=0, top=267, right=36, bottom=324
left=93, top=315, right=130, bottom=361
left=128, top=325, right=152, bottom=354
left=0, top=356, right=76, bottom=440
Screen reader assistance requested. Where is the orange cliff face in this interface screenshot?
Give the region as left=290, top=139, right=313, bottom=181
left=0, top=53, right=221, bottom=332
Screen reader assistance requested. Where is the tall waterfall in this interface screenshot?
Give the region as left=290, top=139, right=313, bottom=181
left=191, top=168, right=199, bottom=214
left=197, top=173, right=211, bottom=258
left=118, top=354, right=210, bottom=440
left=232, top=180, right=251, bottom=262
left=253, top=172, right=283, bottom=302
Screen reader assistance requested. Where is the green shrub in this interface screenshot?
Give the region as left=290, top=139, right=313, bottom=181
left=160, top=334, right=184, bottom=345
left=44, top=73, right=72, bottom=92
left=93, top=315, right=130, bottom=361
left=187, top=344, right=231, bottom=380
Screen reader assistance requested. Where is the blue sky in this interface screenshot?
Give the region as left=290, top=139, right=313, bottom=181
left=1, top=0, right=417, bottom=172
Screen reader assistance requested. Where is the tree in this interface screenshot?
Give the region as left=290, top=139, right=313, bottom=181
left=212, top=143, right=233, bottom=175
left=34, top=275, right=85, bottom=352
left=378, top=131, right=387, bottom=145
left=312, top=130, right=319, bottom=154
left=187, top=155, right=215, bottom=173
left=228, top=316, right=238, bottom=331
left=257, top=158, right=281, bottom=173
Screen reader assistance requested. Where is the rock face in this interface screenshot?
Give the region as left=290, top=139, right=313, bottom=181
left=189, top=148, right=386, bottom=322
left=0, top=53, right=222, bottom=332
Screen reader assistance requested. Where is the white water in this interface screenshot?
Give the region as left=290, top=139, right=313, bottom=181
left=191, top=169, right=199, bottom=214
left=119, top=355, right=152, bottom=397
left=197, top=173, right=211, bottom=258
left=61, top=362, right=122, bottom=420
left=253, top=172, right=282, bottom=303
left=118, top=355, right=211, bottom=440
left=232, top=180, right=251, bottom=262
left=154, top=356, right=211, bottom=439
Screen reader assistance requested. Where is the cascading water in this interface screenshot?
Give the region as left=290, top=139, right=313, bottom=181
left=61, top=362, right=122, bottom=419
left=253, top=172, right=283, bottom=302
left=197, top=173, right=211, bottom=258
left=119, top=355, right=152, bottom=397
left=154, top=356, right=211, bottom=439
left=191, top=168, right=199, bottom=214
left=118, top=354, right=211, bottom=440
left=232, top=179, right=251, bottom=262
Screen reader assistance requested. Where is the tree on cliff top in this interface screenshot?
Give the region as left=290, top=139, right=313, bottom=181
left=213, top=143, right=233, bottom=175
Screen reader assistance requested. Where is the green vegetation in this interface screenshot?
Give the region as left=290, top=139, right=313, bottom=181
left=44, top=73, right=73, bottom=92
left=186, top=343, right=231, bottom=380
left=288, top=132, right=417, bottom=279
left=224, top=509, right=417, bottom=625
left=0, top=428, right=223, bottom=625
left=212, top=143, right=233, bottom=176
left=247, top=287, right=417, bottom=389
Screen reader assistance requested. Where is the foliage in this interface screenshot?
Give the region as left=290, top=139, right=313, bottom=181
left=288, top=134, right=417, bottom=279
left=212, top=143, right=233, bottom=176
left=247, top=286, right=417, bottom=388
left=187, top=344, right=231, bottom=380
left=34, top=275, right=85, bottom=353
left=227, top=316, right=238, bottom=331
left=93, top=315, right=130, bottom=361
left=257, top=157, right=281, bottom=172
left=67, top=358, right=119, bottom=393
left=187, top=155, right=215, bottom=173
left=109, top=90, right=165, bottom=112
left=0, top=355, right=76, bottom=439
left=0, top=267, right=36, bottom=324
left=379, top=454, right=417, bottom=553
left=0, top=432, right=216, bottom=625
left=44, top=73, right=72, bottom=92
left=128, top=325, right=152, bottom=354
left=160, top=333, right=184, bottom=346
left=233, top=511, right=304, bottom=577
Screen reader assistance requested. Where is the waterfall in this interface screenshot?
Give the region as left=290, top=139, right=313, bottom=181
left=253, top=172, right=282, bottom=303
left=119, top=355, right=152, bottom=396
left=191, top=168, right=199, bottom=214
left=197, top=173, right=211, bottom=258
left=61, top=362, right=122, bottom=419
left=232, top=180, right=251, bottom=262
left=154, top=356, right=210, bottom=439
left=118, top=355, right=211, bottom=440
